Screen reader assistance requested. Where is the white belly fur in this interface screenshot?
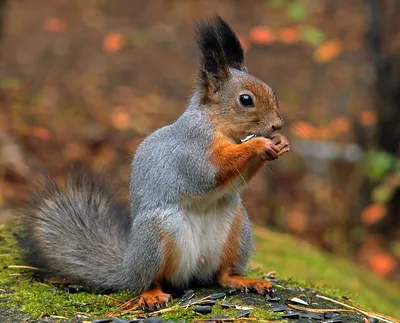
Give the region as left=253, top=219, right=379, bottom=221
left=168, top=205, right=236, bottom=286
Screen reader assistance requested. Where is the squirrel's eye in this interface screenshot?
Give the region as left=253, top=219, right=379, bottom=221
left=239, top=94, right=254, bottom=107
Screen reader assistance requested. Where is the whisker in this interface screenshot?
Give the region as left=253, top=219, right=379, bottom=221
left=236, top=169, right=248, bottom=187
left=287, top=123, right=307, bottom=137
left=282, top=118, right=301, bottom=126
left=264, top=164, right=274, bottom=175
left=280, top=107, right=303, bottom=116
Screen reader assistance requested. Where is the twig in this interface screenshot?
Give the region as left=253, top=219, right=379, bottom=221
left=316, top=295, right=400, bottom=323
left=117, top=296, right=139, bottom=310
left=287, top=303, right=353, bottom=313
left=104, top=296, right=140, bottom=317
left=119, top=309, right=143, bottom=315
left=148, top=295, right=212, bottom=316
left=194, top=318, right=274, bottom=322
left=74, top=311, right=104, bottom=316
left=4, top=265, right=44, bottom=270
left=49, top=315, right=68, bottom=320
left=104, top=295, right=124, bottom=304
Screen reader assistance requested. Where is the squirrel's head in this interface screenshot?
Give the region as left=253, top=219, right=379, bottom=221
left=195, top=16, right=284, bottom=143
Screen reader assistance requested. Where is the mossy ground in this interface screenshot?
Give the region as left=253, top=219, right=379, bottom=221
left=1, top=223, right=399, bottom=322
left=251, top=225, right=400, bottom=317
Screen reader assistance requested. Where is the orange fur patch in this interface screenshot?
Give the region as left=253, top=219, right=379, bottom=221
left=220, top=207, right=244, bottom=269
left=138, top=232, right=177, bottom=310
left=209, top=132, right=267, bottom=187
left=158, top=231, right=179, bottom=282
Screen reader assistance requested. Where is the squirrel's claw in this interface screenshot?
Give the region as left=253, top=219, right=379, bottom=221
left=139, top=289, right=172, bottom=312
left=252, top=280, right=275, bottom=296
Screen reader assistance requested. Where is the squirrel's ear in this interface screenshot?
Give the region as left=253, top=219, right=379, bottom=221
left=195, top=17, right=230, bottom=101
left=215, top=16, right=245, bottom=71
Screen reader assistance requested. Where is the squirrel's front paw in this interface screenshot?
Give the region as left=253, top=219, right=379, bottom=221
left=270, top=133, right=290, bottom=157
left=139, top=288, right=172, bottom=311
left=252, top=138, right=280, bottom=161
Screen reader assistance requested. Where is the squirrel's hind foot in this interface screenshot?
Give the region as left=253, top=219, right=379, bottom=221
left=219, top=274, right=275, bottom=296
left=138, top=287, right=172, bottom=312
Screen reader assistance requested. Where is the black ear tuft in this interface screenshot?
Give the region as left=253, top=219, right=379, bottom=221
left=195, top=15, right=245, bottom=76
left=195, top=17, right=227, bottom=76
left=214, top=16, right=244, bottom=70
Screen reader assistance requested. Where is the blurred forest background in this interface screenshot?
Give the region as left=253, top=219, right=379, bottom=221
left=0, top=0, right=399, bottom=284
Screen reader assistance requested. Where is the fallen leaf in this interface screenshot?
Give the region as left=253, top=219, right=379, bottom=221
left=330, top=116, right=351, bottom=135
left=313, top=40, right=342, bottom=63
left=278, top=27, right=300, bottom=44
left=103, top=33, right=126, bottom=53
left=359, top=109, right=377, bottom=126
left=286, top=209, right=307, bottom=234
left=291, top=121, right=315, bottom=139
left=111, top=108, right=131, bottom=129
left=369, top=251, right=397, bottom=277
left=315, top=126, right=334, bottom=140
left=29, top=127, right=51, bottom=141
left=43, top=17, right=67, bottom=33
left=360, top=203, right=387, bottom=226
left=248, top=26, right=275, bottom=45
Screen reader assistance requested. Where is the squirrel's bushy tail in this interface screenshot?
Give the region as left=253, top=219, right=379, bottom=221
left=20, top=169, right=131, bottom=290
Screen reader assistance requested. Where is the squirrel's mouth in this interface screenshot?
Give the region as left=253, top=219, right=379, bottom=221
left=240, top=134, right=257, bottom=143
left=240, top=131, right=276, bottom=143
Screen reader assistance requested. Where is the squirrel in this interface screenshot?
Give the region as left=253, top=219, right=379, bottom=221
left=20, top=16, right=290, bottom=311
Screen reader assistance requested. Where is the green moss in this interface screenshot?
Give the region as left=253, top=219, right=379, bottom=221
left=1, top=223, right=399, bottom=322
left=251, top=225, right=400, bottom=317
left=0, top=224, right=136, bottom=320
left=160, top=288, right=282, bottom=322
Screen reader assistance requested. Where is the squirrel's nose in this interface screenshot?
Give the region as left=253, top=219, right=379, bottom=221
left=272, top=118, right=284, bottom=131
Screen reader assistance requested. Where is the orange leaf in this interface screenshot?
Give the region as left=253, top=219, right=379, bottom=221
left=286, top=209, right=307, bottom=234
left=359, top=109, right=377, bottom=126
left=248, top=26, right=275, bottom=45
left=330, top=116, right=351, bottom=134
left=111, top=108, right=131, bottom=129
left=43, top=17, right=67, bottom=33
left=238, top=35, right=250, bottom=52
left=313, top=40, right=342, bottom=63
left=103, top=33, right=126, bottom=53
left=360, top=203, right=387, bottom=226
left=315, top=126, right=334, bottom=140
left=278, top=27, right=300, bottom=44
left=291, top=121, right=315, bottom=139
left=369, top=251, right=397, bottom=277
left=29, top=127, right=51, bottom=141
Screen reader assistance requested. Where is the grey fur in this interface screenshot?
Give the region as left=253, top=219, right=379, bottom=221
left=21, top=170, right=131, bottom=290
